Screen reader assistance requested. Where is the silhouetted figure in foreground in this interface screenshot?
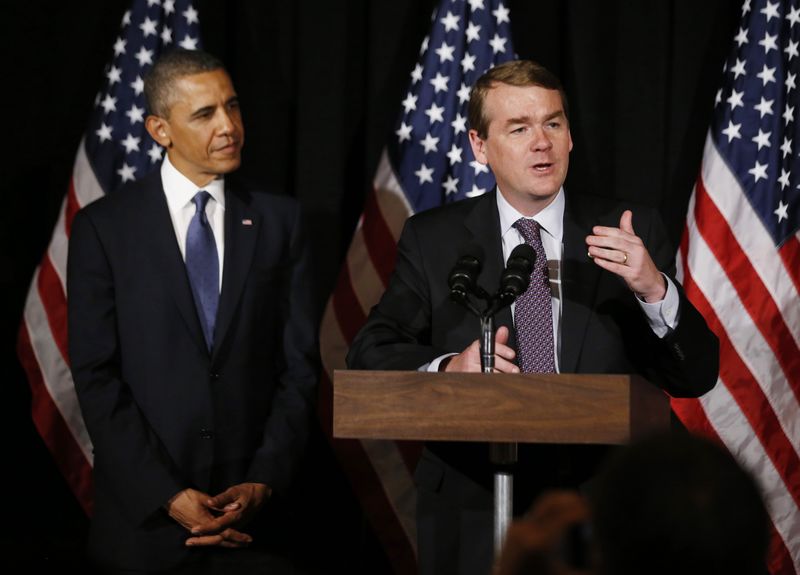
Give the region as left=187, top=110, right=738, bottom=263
left=495, top=433, right=769, bottom=575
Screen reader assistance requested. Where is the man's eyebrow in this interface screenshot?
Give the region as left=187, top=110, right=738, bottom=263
left=189, top=105, right=215, bottom=119
left=189, top=96, right=238, bottom=119
left=504, top=115, right=532, bottom=126
left=542, top=110, right=566, bottom=122
left=503, top=110, right=566, bottom=126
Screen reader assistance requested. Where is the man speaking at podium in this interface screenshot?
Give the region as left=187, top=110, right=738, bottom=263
left=347, top=60, right=718, bottom=575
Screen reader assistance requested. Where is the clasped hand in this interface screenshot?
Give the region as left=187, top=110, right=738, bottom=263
left=166, top=482, right=271, bottom=548
left=444, top=325, right=519, bottom=373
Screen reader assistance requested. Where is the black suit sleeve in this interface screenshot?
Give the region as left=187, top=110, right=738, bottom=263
left=347, top=217, right=452, bottom=370
left=68, top=208, right=186, bottom=525
left=243, top=202, right=320, bottom=492
left=635, top=208, right=719, bottom=397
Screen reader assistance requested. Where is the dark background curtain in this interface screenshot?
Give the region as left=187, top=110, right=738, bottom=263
left=1, top=1, right=740, bottom=571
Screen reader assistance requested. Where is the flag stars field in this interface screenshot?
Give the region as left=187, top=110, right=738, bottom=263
left=160, top=26, right=173, bottom=44
left=402, top=93, right=417, bottom=113
left=713, top=0, right=799, bottom=244
left=385, top=0, right=512, bottom=213
left=107, top=66, right=122, bottom=85
left=415, top=163, right=434, bottom=184
left=130, top=78, right=144, bottom=99
left=183, top=5, right=198, bottom=24
left=126, top=104, right=145, bottom=125
left=178, top=35, right=198, bottom=50
left=147, top=143, right=163, bottom=163
left=135, top=46, right=154, bottom=67
left=396, top=122, right=413, bottom=143
left=120, top=133, right=141, bottom=154
left=420, top=132, right=440, bottom=153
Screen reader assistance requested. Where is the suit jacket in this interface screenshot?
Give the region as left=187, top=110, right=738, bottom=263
left=67, top=169, right=319, bottom=571
left=348, top=189, right=717, bottom=390
left=346, top=190, right=718, bottom=571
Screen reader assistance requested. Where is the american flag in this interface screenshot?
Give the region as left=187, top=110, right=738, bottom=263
left=318, top=0, right=513, bottom=571
left=16, top=0, right=201, bottom=514
left=672, top=0, right=800, bottom=573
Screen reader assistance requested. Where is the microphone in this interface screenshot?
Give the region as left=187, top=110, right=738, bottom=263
left=499, top=243, right=536, bottom=300
left=448, top=255, right=482, bottom=301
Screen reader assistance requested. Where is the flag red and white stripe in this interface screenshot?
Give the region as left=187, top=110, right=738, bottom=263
left=674, top=132, right=800, bottom=575
left=18, top=144, right=106, bottom=513
left=319, top=151, right=420, bottom=572
left=673, top=2, right=800, bottom=571
left=672, top=0, right=800, bottom=556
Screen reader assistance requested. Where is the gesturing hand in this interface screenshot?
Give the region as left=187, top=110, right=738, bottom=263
left=586, top=210, right=666, bottom=303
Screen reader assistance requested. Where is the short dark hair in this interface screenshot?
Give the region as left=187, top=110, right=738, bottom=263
left=144, top=48, right=225, bottom=117
left=467, top=60, right=569, bottom=138
left=589, top=432, right=769, bottom=575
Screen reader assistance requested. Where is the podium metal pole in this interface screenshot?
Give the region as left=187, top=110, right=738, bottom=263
left=480, top=315, right=518, bottom=554
left=490, top=442, right=517, bottom=554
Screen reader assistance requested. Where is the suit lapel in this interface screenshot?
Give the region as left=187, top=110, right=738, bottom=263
left=463, top=192, right=516, bottom=349
left=560, top=194, right=602, bottom=372
left=139, top=172, right=209, bottom=354
left=212, top=184, right=259, bottom=360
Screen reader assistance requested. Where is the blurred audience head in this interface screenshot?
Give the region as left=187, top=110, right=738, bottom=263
left=589, top=432, right=769, bottom=575
left=495, top=432, right=770, bottom=575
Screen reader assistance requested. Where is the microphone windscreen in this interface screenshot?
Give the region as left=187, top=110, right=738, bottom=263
left=508, top=243, right=535, bottom=270
left=500, top=243, right=536, bottom=298
left=448, top=255, right=482, bottom=295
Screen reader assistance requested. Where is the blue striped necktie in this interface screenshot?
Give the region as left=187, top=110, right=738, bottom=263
left=185, top=191, right=219, bottom=351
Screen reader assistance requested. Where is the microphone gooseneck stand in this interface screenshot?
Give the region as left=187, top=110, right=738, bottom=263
left=447, top=245, right=535, bottom=555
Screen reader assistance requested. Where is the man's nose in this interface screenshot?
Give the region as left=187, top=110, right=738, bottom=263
left=529, top=128, right=552, bottom=151
left=216, top=110, right=235, bottom=135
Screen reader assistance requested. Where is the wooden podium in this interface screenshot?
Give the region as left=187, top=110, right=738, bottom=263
left=333, top=369, right=670, bottom=553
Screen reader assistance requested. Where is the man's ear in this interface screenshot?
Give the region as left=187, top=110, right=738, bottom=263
left=468, top=129, right=488, bottom=165
left=145, top=115, right=171, bottom=148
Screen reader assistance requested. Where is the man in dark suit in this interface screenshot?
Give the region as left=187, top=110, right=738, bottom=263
left=67, top=49, right=319, bottom=573
left=347, top=60, right=718, bottom=575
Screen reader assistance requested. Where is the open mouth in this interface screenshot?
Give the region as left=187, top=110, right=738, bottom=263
left=532, top=162, right=553, bottom=172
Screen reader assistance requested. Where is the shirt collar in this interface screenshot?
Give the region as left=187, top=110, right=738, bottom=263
left=496, top=187, right=565, bottom=243
left=160, top=155, right=226, bottom=213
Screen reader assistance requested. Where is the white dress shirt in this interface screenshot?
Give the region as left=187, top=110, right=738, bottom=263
left=160, top=156, right=226, bottom=292
left=427, top=188, right=679, bottom=372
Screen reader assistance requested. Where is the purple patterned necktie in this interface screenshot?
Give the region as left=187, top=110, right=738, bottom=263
left=186, top=191, right=219, bottom=351
left=512, top=218, right=555, bottom=373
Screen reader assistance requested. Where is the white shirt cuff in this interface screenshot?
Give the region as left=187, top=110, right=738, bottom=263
left=422, top=353, right=458, bottom=372
left=638, top=274, right=680, bottom=338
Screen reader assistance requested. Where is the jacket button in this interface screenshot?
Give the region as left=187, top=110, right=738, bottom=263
left=199, top=428, right=214, bottom=440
